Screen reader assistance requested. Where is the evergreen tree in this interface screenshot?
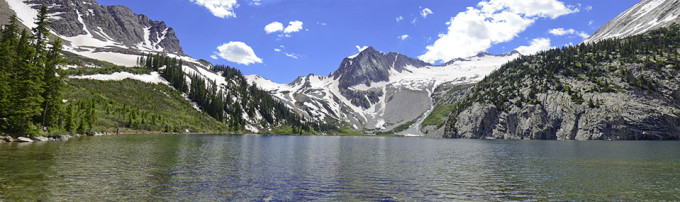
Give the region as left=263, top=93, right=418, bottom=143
left=7, top=29, right=44, bottom=136
left=40, top=39, right=64, bottom=128
left=0, top=17, right=20, bottom=129
left=64, top=104, right=75, bottom=133
left=76, top=117, right=85, bottom=135
left=32, top=4, right=51, bottom=54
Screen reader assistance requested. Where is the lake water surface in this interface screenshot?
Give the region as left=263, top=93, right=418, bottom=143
left=1, top=134, right=679, bottom=200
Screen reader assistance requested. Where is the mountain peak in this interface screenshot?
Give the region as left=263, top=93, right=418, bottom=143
left=348, top=46, right=379, bottom=59
left=332, top=47, right=430, bottom=88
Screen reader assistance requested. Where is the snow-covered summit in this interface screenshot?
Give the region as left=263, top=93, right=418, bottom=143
left=585, top=0, right=680, bottom=43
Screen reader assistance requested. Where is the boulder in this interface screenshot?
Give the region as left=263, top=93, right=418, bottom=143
left=16, top=137, right=33, bottom=143
left=31, top=136, right=49, bottom=142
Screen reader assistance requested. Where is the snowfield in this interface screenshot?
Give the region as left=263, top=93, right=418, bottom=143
left=69, top=71, right=169, bottom=85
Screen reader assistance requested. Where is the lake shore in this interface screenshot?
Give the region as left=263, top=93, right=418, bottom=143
left=0, top=131, right=225, bottom=144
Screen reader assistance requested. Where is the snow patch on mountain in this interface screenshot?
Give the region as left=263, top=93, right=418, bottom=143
left=69, top=71, right=169, bottom=84
left=5, top=0, right=39, bottom=28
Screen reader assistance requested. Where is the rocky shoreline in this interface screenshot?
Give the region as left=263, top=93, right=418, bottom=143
left=0, top=132, right=114, bottom=143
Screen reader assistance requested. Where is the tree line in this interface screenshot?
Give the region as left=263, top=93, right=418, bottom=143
left=0, top=5, right=65, bottom=137
left=137, top=55, right=337, bottom=134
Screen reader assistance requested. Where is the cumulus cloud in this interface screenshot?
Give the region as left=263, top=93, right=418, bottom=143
left=398, top=34, right=409, bottom=40
left=515, top=38, right=553, bottom=55
left=549, top=28, right=589, bottom=39
left=396, top=16, right=404, bottom=22
left=419, top=0, right=577, bottom=63
left=190, top=0, right=238, bottom=19
left=265, top=21, right=304, bottom=36
left=421, top=8, right=433, bottom=18
left=215, top=41, right=262, bottom=65
left=283, top=21, right=303, bottom=33
left=274, top=48, right=281, bottom=52
left=264, top=22, right=284, bottom=34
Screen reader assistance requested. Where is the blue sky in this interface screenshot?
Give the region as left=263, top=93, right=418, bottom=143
left=98, top=0, right=638, bottom=83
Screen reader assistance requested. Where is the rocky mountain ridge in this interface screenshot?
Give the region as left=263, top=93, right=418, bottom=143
left=4, top=0, right=183, bottom=67
left=443, top=25, right=680, bottom=140
left=585, top=0, right=680, bottom=43
left=330, top=46, right=430, bottom=89
left=247, top=47, right=520, bottom=135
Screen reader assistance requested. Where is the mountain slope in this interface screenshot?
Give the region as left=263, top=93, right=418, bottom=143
left=247, top=47, right=520, bottom=135
left=5, top=0, right=184, bottom=67
left=585, top=0, right=680, bottom=43
left=2, top=0, right=320, bottom=134
left=444, top=25, right=680, bottom=140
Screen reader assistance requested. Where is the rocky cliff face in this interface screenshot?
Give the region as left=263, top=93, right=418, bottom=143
left=585, top=0, right=680, bottom=43
left=5, top=0, right=183, bottom=58
left=444, top=25, right=680, bottom=140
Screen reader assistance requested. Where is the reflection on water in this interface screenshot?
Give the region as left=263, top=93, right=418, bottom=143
left=1, top=135, right=679, bottom=200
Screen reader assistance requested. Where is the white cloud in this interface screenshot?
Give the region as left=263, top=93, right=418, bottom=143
left=419, top=0, right=577, bottom=63
left=215, top=41, right=262, bottom=65
left=274, top=48, right=281, bottom=52
left=396, top=16, right=404, bottom=22
left=421, top=8, right=433, bottom=18
left=264, top=22, right=284, bottom=34
left=210, top=55, right=218, bottom=60
left=398, top=34, right=409, bottom=40
left=265, top=21, right=304, bottom=37
left=549, top=28, right=575, bottom=35
left=190, top=0, right=238, bottom=19
left=549, top=28, right=589, bottom=39
left=515, top=38, right=553, bottom=55
left=283, top=21, right=303, bottom=33
left=284, top=53, right=298, bottom=59
left=356, top=45, right=369, bottom=52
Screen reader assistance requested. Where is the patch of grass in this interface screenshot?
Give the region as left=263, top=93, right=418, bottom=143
left=268, top=126, right=294, bottom=135
left=332, top=128, right=366, bottom=136
left=392, top=119, right=416, bottom=133
left=63, top=79, right=227, bottom=134
left=421, top=103, right=455, bottom=129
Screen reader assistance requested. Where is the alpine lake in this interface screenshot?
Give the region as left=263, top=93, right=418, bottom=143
left=1, top=134, right=679, bottom=200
